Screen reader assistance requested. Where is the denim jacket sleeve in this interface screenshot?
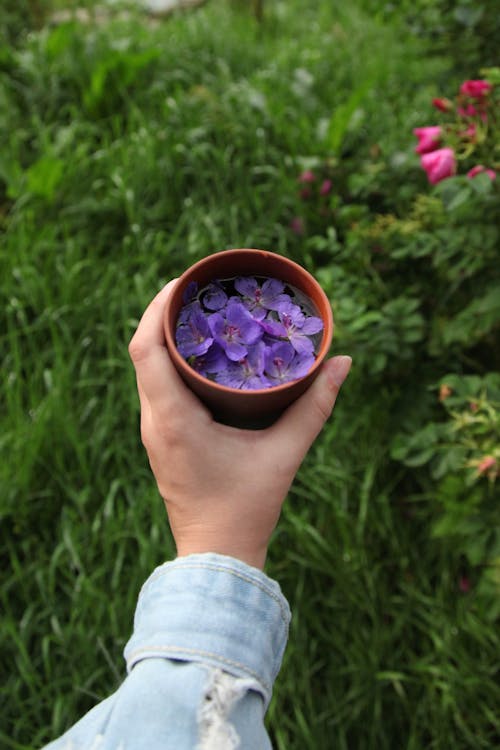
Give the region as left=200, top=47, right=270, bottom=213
left=42, top=553, right=291, bottom=750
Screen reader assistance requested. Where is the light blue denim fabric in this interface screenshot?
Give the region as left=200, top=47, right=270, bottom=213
left=42, top=553, right=291, bottom=750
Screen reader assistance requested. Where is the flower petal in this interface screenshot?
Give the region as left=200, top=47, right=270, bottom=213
left=225, top=341, right=248, bottom=361
left=289, top=333, right=315, bottom=355
left=202, top=282, right=228, bottom=311
left=234, top=277, right=259, bottom=298
left=301, top=316, right=324, bottom=335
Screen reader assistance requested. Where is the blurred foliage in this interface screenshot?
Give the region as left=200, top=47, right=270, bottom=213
left=361, top=0, right=500, bottom=75
left=392, top=373, right=500, bottom=620
left=288, top=65, right=500, bottom=628
left=0, top=0, right=43, bottom=46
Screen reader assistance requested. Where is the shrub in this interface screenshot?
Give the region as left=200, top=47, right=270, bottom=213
left=361, top=0, right=500, bottom=75
left=392, top=373, right=500, bottom=621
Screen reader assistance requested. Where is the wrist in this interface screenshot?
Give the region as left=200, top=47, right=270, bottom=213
left=175, top=538, right=267, bottom=570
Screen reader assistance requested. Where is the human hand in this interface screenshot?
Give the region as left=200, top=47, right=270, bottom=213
left=129, top=280, right=351, bottom=570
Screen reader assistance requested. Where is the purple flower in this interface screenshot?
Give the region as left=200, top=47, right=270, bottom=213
left=215, top=342, right=271, bottom=390
left=182, top=281, right=198, bottom=304
left=176, top=307, right=213, bottom=358
left=264, top=342, right=315, bottom=385
left=234, top=277, right=290, bottom=320
left=177, top=299, right=202, bottom=326
left=208, top=301, right=263, bottom=361
left=278, top=301, right=323, bottom=354
left=190, top=343, right=228, bottom=376
left=175, top=274, right=324, bottom=390
left=262, top=301, right=323, bottom=354
left=202, top=282, right=228, bottom=311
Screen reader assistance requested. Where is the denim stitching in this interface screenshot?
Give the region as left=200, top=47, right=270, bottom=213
left=126, top=645, right=270, bottom=694
left=141, top=563, right=290, bottom=624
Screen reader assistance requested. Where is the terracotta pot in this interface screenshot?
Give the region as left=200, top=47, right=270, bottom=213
left=163, top=248, right=334, bottom=428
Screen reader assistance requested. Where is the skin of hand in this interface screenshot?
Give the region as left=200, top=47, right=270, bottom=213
left=129, top=279, right=352, bottom=570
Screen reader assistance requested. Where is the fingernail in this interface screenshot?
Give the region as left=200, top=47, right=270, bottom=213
left=327, top=355, right=352, bottom=389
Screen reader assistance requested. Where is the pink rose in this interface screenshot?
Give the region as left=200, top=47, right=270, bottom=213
left=477, top=455, right=497, bottom=475
left=460, top=124, right=477, bottom=140
left=319, top=179, right=332, bottom=196
left=467, top=165, right=496, bottom=181
left=459, top=576, right=471, bottom=594
left=458, top=104, right=478, bottom=118
left=460, top=79, right=492, bottom=98
left=420, top=147, right=456, bottom=184
left=413, top=126, right=442, bottom=154
left=289, top=216, right=305, bottom=235
left=298, top=170, right=316, bottom=184
left=458, top=103, right=488, bottom=123
left=432, top=97, right=452, bottom=112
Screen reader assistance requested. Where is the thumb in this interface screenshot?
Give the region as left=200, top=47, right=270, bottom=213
left=267, top=355, right=352, bottom=460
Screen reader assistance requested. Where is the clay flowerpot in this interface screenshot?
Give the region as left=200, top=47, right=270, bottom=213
left=164, top=248, right=334, bottom=428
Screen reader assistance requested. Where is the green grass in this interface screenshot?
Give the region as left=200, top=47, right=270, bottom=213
left=1, top=1, right=499, bottom=748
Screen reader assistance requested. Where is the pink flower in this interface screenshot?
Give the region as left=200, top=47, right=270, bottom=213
left=460, top=79, right=492, bottom=98
left=319, top=179, right=332, bottom=196
left=432, top=97, right=452, bottom=112
left=289, top=216, right=305, bottom=235
left=459, top=576, right=471, bottom=594
left=413, top=126, right=442, bottom=154
left=299, top=187, right=312, bottom=200
left=467, top=165, right=496, bottom=181
left=420, top=147, right=456, bottom=184
left=298, top=170, right=316, bottom=184
left=477, top=455, right=497, bottom=475
left=458, top=104, right=478, bottom=118
left=457, top=103, right=488, bottom=123
left=460, top=123, right=477, bottom=140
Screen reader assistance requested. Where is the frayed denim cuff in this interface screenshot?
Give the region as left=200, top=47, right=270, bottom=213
left=124, top=553, right=291, bottom=706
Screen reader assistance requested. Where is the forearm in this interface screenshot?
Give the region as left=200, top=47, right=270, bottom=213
left=42, top=554, right=290, bottom=750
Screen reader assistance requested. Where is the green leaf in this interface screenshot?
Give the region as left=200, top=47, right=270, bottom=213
left=453, top=5, right=484, bottom=27
left=83, top=48, right=160, bottom=115
left=464, top=532, right=490, bottom=566
left=25, top=156, right=65, bottom=202
left=446, top=187, right=472, bottom=212
left=441, top=285, right=500, bottom=346
left=469, top=172, right=494, bottom=195
left=432, top=513, right=483, bottom=540
left=432, top=447, right=466, bottom=479
left=44, top=22, right=78, bottom=59
left=391, top=424, right=442, bottom=466
left=327, top=77, right=374, bottom=155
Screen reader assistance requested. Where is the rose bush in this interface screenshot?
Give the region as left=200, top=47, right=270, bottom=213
left=391, top=373, right=500, bottom=621
left=413, top=68, right=499, bottom=184
left=284, top=61, right=499, bottom=629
